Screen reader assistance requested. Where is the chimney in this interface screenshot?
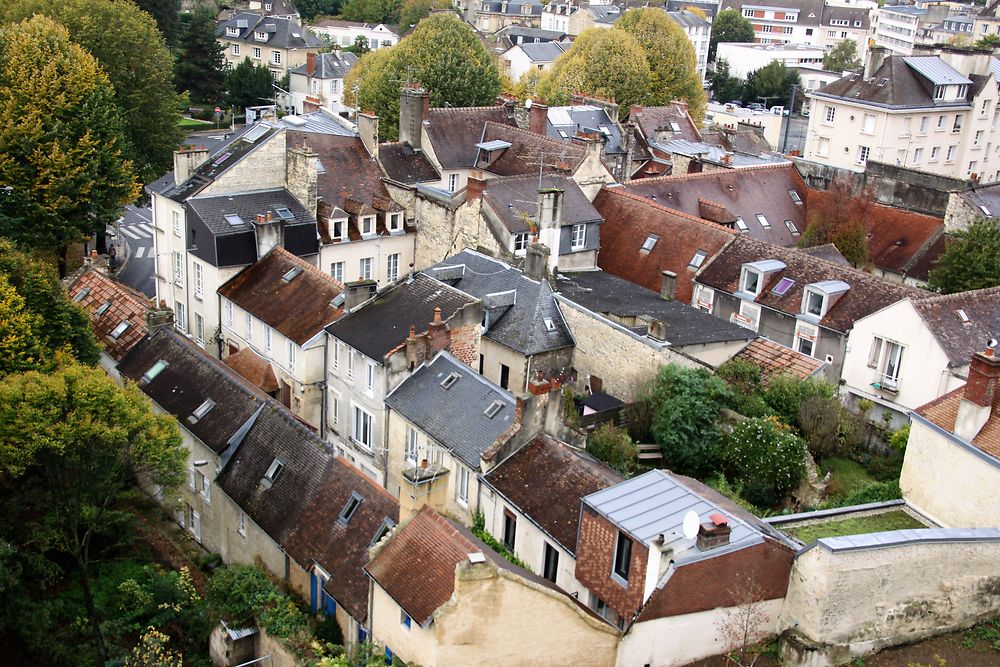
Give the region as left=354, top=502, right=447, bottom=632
left=358, top=111, right=379, bottom=158
left=864, top=46, right=889, bottom=79
left=660, top=270, right=676, bottom=301
left=173, top=146, right=210, bottom=186
left=427, top=306, right=450, bottom=353
left=524, top=243, right=550, bottom=282
left=344, top=279, right=378, bottom=310
left=254, top=212, right=282, bottom=258
left=466, top=172, right=488, bottom=201
left=399, top=86, right=429, bottom=150
left=529, top=99, right=548, bottom=136
left=405, top=325, right=424, bottom=370
left=307, top=51, right=316, bottom=76
left=536, top=187, right=564, bottom=271
left=286, top=143, right=318, bottom=215
left=696, top=513, right=732, bottom=551
left=647, top=319, right=668, bottom=341
left=145, top=303, right=175, bottom=337
left=955, top=348, right=1000, bottom=441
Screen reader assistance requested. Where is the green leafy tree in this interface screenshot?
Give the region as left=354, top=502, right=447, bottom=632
left=709, top=57, right=745, bottom=104
left=723, top=417, right=806, bottom=508
left=175, top=7, right=227, bottom=103
left=399, top=0, right=452, bottom=29
left=350, top=33, right=372, bottom=55
left=823, top=39, right=861, bottom=73
left=798, top=179, right=872, bottom=267
left=760, top=374, right=836, bottom=430
left=4, top=0, right=184, bottom=183
left=649, top=364, right=732, bottom=478
left=744, top=60, right=800, bottom=107
left=0, top=238, right=100, bottom=365
left=709, top=8, right=754, bottom=61
left=928, top=218, right=1000, bottom=293
left=340, top=0, right=402, bottom=23
left=228, top=57, right=275, bottom=111
left=0, top=16, right=140, bottom=274
left=587, top=423, right=637, bottom=477
left=617, top=8, right=707, bottom=121
left=0, top=363, right=185, bottom=663
left=294, top=0, right=342, bottom=21
left=975, top=34, right=1000, bottom=49
left=133, top=0, right=182, bottom=47
left=0, top=274, right=46, bottom=376
left=538, top=27, right=651, bottom=118
left=346, top=14, right=500, bottom=140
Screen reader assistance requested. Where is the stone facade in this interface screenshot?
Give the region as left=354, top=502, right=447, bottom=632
left=943, top=190, right=986, bottom=231
left=574, top=506, right=649, bottom=621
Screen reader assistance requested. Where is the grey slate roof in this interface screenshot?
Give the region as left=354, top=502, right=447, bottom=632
left=217, top=12, right=323, bottom=49
left=479, top=0, right=543, bottom=15
left=278, top=111, right=356, bottom=136
left=902, top=56, right=972, bottom=86
left=426, top=250, right=575, bottom=356
left=289, top=51, right=357, bottom=79
left=324, top=273, right=477, bottom=361
left=481, top=174, right=602, bottom=234
left=911, top=286, right=1000, bottom=368
left=959, top=182, right=1000, bottom=218
left=518, top=41, right=572, bottom=62
left=815, top=56, right=974, bottom=110
left=555, top=270, right=757, bottom=346
left=547, top=105, right=624, bottom=154
left=667, top=9, right=709, bottom=28
left=187, top=188, right=313, bottom=235
left=588, top=4, right=622, bottom=23
left=385, top=352, right=516, bottom=468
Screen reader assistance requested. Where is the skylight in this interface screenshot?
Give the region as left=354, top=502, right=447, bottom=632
left=109, top=321, right=131, bottom=340
left=641, top=234, right=658, bottom=252
left=980, top=204, right=992, bottom=216
left=441, top=372, right=460, bottom=389
left=141, top=359, right=168, bottom=384
left=670, top=122, right=682, bottom=133
left=95, top=300, right=112, bottom=316
left=281, top=267, right=303, bottom=283
left=788, top=190, right=803, bottom=204
left=756, top=213, right=771, bottom=229
left=772, top=277, right=795, bottom=296
left=735, top=217, right=748, bottom=232
left=689, top=250, right=708, bottom=268
left=212, top=151, right=233, bottom=167
left=784, top=220, right=799, bottom=236
left=484, top=400, right=505, bottom=419
left=73, top=287, right=90, bottom=303
left=339, top=492, right=363, bottom=525
left=543, top=317, right=557, bottom=332
left=275, top=207, right=294, bottom=220
left=264, top=458, right=284, bottom=483
left=370, top=517, right=396, bottom=546
left=224, top=214, right=244, bottom=226
left=188, top=399, right=216, bottom=424
left=243, top=123, right=270, bottom=144
left=957, top=308, right=970, bottom=323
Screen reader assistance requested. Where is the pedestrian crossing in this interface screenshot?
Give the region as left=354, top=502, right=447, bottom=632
left=119, top=223, right=155, bottom=240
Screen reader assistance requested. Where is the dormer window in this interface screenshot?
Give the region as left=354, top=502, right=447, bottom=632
left=804, top=289, right=825, bottom=317
left=255, top=31, right=268, bottom=41
left=227, top=26, right=239, bottom=36
left=332, top=218, right=346, bottom=240
left=740, top=268, right=762, bottom=295
left=388, top=213, right=402, bottom=232
left=361, top=215, right=376, bottom=236
left=801, top=280, right=849, bottom=319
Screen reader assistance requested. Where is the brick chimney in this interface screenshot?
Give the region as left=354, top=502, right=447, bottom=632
left=529, top=99, right=548, bottom=136
left=466, top=172, right=488, bottom=201
left=307, top=51, right=316, bottom=76
left=427, top=307, right=450, bottom=353
left=286, top=143, right=318, bottom=215
left=344, top=279, right=378, bottom=310
left=955, top=347, right=1000, bottom=441
left=145, top=303, right=175, bottom=337
left=399, top=86, right=429, bottom=150
left=173, top=146, right=210, bottom=186
left=696, top=513, right=731, bottom=551
left=660, top=270, right=676, bottom=301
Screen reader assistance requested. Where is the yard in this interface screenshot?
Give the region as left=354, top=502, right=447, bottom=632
left=782, top=509, right=927, bottom=545
left=178, top=116, right=213, bottom=129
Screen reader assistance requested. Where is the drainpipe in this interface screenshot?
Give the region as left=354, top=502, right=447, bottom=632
left=320, top=339, right=328, bottom=440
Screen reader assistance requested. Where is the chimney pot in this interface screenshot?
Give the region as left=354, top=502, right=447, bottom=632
left=466, top=172, right=488, bottom=201
left=432, top=306, right=442, bottom=325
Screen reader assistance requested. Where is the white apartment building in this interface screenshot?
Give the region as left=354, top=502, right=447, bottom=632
left=716, top=42, right=825, bottom=79
left=870, top=4, right=950, bottom=56
left=288, top=51, right=357, bottom=114
left=719, top=0, right=824, bottom=46
left=817, top=5, right=870, bottom=54
left=668, top=10, right=712, bottom=81
left=805, top=47, right=1000, bottom=183
left=308, top=19, right=399, bottom=50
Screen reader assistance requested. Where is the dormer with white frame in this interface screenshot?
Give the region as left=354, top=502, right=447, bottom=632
left=799, top=280, right=850, bottom=322
left=737, top=259, right=786, bottom=299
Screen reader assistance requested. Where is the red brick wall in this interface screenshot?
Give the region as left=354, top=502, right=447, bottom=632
left=574, top=506, right=648, bottom=621
left=447, top=321, right=481, bottom=368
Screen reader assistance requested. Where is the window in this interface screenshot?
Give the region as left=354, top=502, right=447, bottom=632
left=347, top=350, right=354, bottom=380
left=862, top=113, right=876, bottom=134
left=689, top=250, right=707, bottom=268
left=976, top=130, right=985, bottom=146
left=246, top=312, right=253, bottom=343
left=255, top=31, right=267, bottom=41
left=330, top=261, right=344, bottom=283
left=934, top=85, right=945, bottom=100
left=201, top=474, right=212, bottom=504
left=784, top=220, right=799, bottom=236
left=339, top=492, right=363, bottom=525
left=794, top=321, right=818, bottom=358
left=238, top=512, right=247, bottom=537
left=982, top=98, right=992, bottom=115
left=612, top=530, right=631, bottom=583
left=352, top=404, right=373, bottom=449
left=937, top=115, right=946, bottom=129
left=571, top=224, right=586, bottom=249
left=755, top=213, right=771, bottom=229
left=693, top=283, right=714, bottom=312
left=141, top=359, right=168, bottom=383
left=969, top=160, right=979, bottom=177
left=401, top=610, right=412, bottom=629
left=913, top=147, right=923, bottom=164
left=405, top=426, right=418, bottom=462
left=857, top=145, right=870, bottom=165
left=287, top=340, right=296, bottom=369
left=95, top=300, right=111, bottom=317
left=931, top=146, right=940, bottom=161
left=331, top=218, right=345, bottom=240
left=788, top=190, right=802, bottom=204
left=386, top=253, right=399, bottom=282
left=641, top=234, right=658, bottom=251
left=227, top=26, right=239, bottom=36
left=441, top=372, right=460, bottom=389
left=740, top=268, right=761, bottom=295
left=876, top=339, right=904, bottom=386
left=272, top=51, right=281, bottom=65
left=331, top=389, right=340, bottom=428
left=188, top=467, right=196, bottom=490
left=365, top=360, right=375, bottom=393
left=824, top=105, right=836, bottom=123
left=173, top=251, right=183, bottom=285
left=359, top=257, right=373, bottom=281
left=457, top=466, right=469, bottom=505
left=388, top=213, right=402, bottom=232
left=361, top=216, right=375, bottom=236
left=733, top=300, right=761, bottom=332
left=803, top=289, right=825, bottom=317
left=264, top=458, right=284, bottom=483
left=502, top=510, right=516, bottom=550
left=264, top=324, right=272, bottom=351
left=543, top=542, right=559, bottom=583
left=919, top=116, right=929, bottom=133
left=448, top=173, right=459, bottom=192
left=193, top=262, right=204, bottom=299
left=195, top=313, right=205, bottom=344
left=947, top=145, right=957, bottom=162
left=111, top=320, right=132, bottom=340
left=175, top=301, right=186, bottom=333
left=172, top=210, right=181, bottom=236
left=499, top=364, right=510, bottom=390
left=232, top=44, right=240, bottom=55
left=953, top=115, right=963, bottom=132
left=817, top=137, right=830, bottom=157
left=513, top=233, right=529, bottom=253
left=772, top=276, right=795, bottom=296
left=252, top=47, right=261, bottom=59
left=735, top=216, right=748, bottom=231
left=867, top=337, right=883, bottom=368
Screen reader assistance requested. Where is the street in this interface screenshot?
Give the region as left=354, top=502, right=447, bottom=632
left=111, top=203, right=156, bottom=298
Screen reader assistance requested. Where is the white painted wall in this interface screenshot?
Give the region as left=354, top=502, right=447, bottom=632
left=318, top=233, right=414, bottom=287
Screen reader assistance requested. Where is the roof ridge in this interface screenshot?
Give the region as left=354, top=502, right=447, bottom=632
left=429, top=105, right=509, bottom=114
left=483, top=120, right=586, bottom=154
left=631, top=162, right=795, bottom=185
left=602, top=187, right=738, bottom=231
left=913, top=283, right=1000, bottom=304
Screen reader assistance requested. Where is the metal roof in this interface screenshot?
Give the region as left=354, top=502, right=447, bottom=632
left=810, top=279, right=851, bottom=294
left=476, top=139, right=513, bottom=151
left=903, top=56, right=972, bottom=86
left=810, top=527, right=1000, bottom=553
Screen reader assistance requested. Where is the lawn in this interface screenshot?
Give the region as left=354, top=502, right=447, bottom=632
left=785, top=510, right=926, bottom=544
left=821, top=456, right=877, bottom=498
left=178, top=116, right=212, bottom=129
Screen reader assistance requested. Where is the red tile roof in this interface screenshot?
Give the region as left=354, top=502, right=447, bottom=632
left=628, top=103, right=701, bottom=144
left=916, top=383, right=1000, bottom=459
left=222, top=346, right=280, bottom=394
left=424, top=106, right=517, bottom=170
left=67, top=270, right=149, bottom=360
left=593, top=187, right=736, bottom=301
left=912, top=285, right=1000, bottom=368
left=734, top=338, right=825, bottom=386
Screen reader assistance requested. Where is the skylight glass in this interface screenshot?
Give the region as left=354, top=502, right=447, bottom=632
left=281, top=267, right=303, bottom=283
left=756, top=213, right=771, bottom=229
left=275, top=207, right=294, bottom=220
left=641, top=235, right=658, bottom=252
left=109, top=321, right=131, bottom=340
left=141, top=359, right=169, bottom=383
left=772, top=277, right=795, bottom=296
left=224, top=214, right=244, bottom=226
left=784, top=220, right=799, bottom=235
left=735, top=217, right=748, bottom=232
left=95, top=300, right=112, bottom=316
left=73, top=287, right=90, bottom=303
left=689, top=250, right=708, bottom=268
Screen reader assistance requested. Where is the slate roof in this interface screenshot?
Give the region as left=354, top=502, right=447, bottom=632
left=378, top=142, right=440, bottom=184
left=667, top=9, right=710, bottom=28
left=593, top=187, right=736, bottom=302
left=821, top=6, right=869, bottom=29
left=588, top=4, right=622, bottom=23
left=905, top=232, right=947, bottom=282
left=289, top=51, right=357, bottom=78
left=695, top=235, right=926, bottom=333
left=424, top=106, right=518, bottom=170
left=480, top=173, right=601, bottom=234
left=223, top=346, right=280, bottom=394
left=218, top=246, right=345, bottom=346
left=629, top=103, right=702, bottom=145
left=720, top=0, right=824, bottom=25
left=478, top=0, right=543, bottom=15
left=425, top=249, right=574, bottom=356
left=118, top=329, right=268, bottom=455
left=290, top=131, right=397, bottom=215
left=547, top=105, right=624, bottom=154
left=483, top=435, right=622, bottom=554
left=384, top=352, right=516, bottom=468
left=911, top=286, right=1000, bottom=368
left=517, top=40, right=572, bottom=62
left=625, top=165, right=809, bottom=247
left=815, top=56, right=974, bottom=109
left=957, top=183, right=1000, bottom=219
left=917, top=375, right=1000, bottom=458
left=216, top=12, right=323, bottom=49
left=325, top=273, right=476, bottom=361
left=67, top=270, right=149, bottom=361
left=477, top=121, right=586, bottom=177
left=734, top=338, right=826, bottom=386
left=555, top=270, right=757, bottom=346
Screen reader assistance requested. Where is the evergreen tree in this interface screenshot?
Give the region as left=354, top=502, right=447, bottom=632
left=133, top=0, right=182, bottom=47
left=744, top=60, right=800, bottom=107
left=709, top=58, right=745, bottom=103
left=340, top=0, right=402, bottom=23
left=227, top=57, right=275, bottom=111
left=398, top=0, right=452, bottom=29
left=294, top=0, right=342, bottom=21
left=928, top=219, right=1000, bottom=293
left=175, top=7, right=227, bottom=104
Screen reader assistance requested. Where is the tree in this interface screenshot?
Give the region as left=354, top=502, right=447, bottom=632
left=0, top=363, right=185, bottom=663
left=350, top=33, right=372, bottom=55
left=340, top=0, right=402, bottom=23
left=723, top=417, right=807, bottom=507
left=4, top=0, right=184, bottom=184
left=587, top=423, right=638, bottom=477
left=133, top=0, right=182, bottom=47
left=709, top=8, right=754, bottom=61
left=798, top=180, right=872, bottom=268
left=175, top=7, right=227, bottom=104
left=227, top=57, right=275, bottom=111
left=346, top=14, right=501, bottom=140
left=0, top=238, right=100, bottom=365
left=709, top=57, right=745, bottom=104
left=294, top=0, right=342, bottom=21
left=823, top=39, right=861, bottom=73
left=617, top=8, right=707, bottom=122
left=744, top=60, right=800, bottom=107
left=976, top=34, right=1000, bottom=49
left=538, top=27, right=651, bottom=118
left=398, top=0, right=452, bottom=29
left=0, top=274, right=46, bottom=377
left=715, top=574, right=772, bottom=667
left=928, top=218, right=1000, bottom=293
left=0, top=16, right=140, bottom=274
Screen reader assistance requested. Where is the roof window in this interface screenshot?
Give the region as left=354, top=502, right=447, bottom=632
left=979, top=204, right=991, bottom=216
left=689, top=250, right=708, bottom=269
left=188, top=399, right=216, bottom=424
left=339, top=492, right=363, bottom=525
left=141, top=359, right=169, bottom=384
left=441, top=372, right=460, bottom=389
left=109, top=321, right=131, bottom=340
left=788, top=190, right=802, bottom=204
left=275, top=207, right=294, bottom=220
left=735, top=217, right=748, bottom=232
left=543, top=317, right=557, bottom=332
left=641, top=234, right=658, bottom=252
left=755, top=213, right=771, bottom=229
left=224, top=214, right=244, bottom=226
left=95, top=300, right=112, bottom=316
left=281, top=267, right=303, bottom=283
left=212, top=151, right=233, bottom=166
left=670, top=122, right=682, bottom=133
left=784, top=220, right=799, bottom=236
left=957, top=308, right=970, bottom=323
left=370, top=517, right=396, bottom=546
left=73, top=287, right=90, bottom=303
left=261, top=458, right=284, bottom=488
left=484, top=400, right=505, bottom=419
left=772, top=277, right=795, bottom=296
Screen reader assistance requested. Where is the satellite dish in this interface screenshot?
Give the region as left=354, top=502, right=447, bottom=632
left=988, top=338, right=998, bottom=350
left=682, top=510, right=700, bottom=540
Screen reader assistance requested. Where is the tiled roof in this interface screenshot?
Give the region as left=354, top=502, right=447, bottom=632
left=917, top=382, right=1000, bottom=458
left=222, top=346, right=280, bottom=394
left=483, top=435, right=622, bottom=554
left=477, top=121, right=586, bottom=177
left=958, top=183, right=1000, bottom=219
left=481, top=174, right=601, bottom=234
left=118, top=329, right=269, bottom=455
left=426, top=250, right=574, bottom=355
left=424, top=106, right=517, bottom=170
left=546, top=105, right=624, bottom=154
left=912, top=286, right=1000, bottom=368
left=325, top=274, right=476, bottom=360
left=815, top=56, right=972, bottom=109
left=555, top=270, right=757, bottom=346
left=384, top=352, right=516, bottom=468
left=291, top=131, right=397, bottom=215
left=734, top=338, right=825, bottom=386
left=593, top=187, right=735, bottom=302
left=378, top=142, right=440, bottom=184
left=905, top=232, right=947, bottom=282
left=625, top=164, right=810, bottom=247
left=289, top=51, right=357, bottom=78
left=800, top=243, right=849, bottom=266
left=700, top=126, right=775, bottom=156
left=629, top=103, right=701, bottom=144
left=67, top=270, right=149, bottom=361
left=216, top=12, right=323, bottom=49
left=218, top=246, right=345, bottom=346
left=695, top=235, right=926, bottom=333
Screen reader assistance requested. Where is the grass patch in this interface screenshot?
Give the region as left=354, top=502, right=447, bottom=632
left=821, top=457, right=877, bottom=498
left=178, top=116, right=213, bottom=129
left=785, top=510, right=925, bottom=544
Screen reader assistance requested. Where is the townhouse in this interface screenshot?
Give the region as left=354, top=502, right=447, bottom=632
left=288, top=51, right=357, bottom=115
left=216, top=12, right=323, bottom=75
left=719, top=0, right=824, bottom=46
left=474, top=0, right=544, bottom=33
left=817, top=4, right=869, bottom=53
left=541, top=1, right=620, bottom=35
left=668, top=10, right=711, bottom=81
left=500, top=40, right=572, bottom=81
left=307, top=19, right=399, bottom=49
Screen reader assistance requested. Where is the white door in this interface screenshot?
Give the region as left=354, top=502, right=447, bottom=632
left=190, top=508, right=202, bottom=543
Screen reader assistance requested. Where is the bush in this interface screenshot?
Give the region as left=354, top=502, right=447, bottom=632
left=717, top=358, right=773, bottom=417
left=471, top=512, right=528, bottom=569
left=206, top=565, right=273, bottom=627
left=723, top=417, right=807, bottom=508
left=314, top=614, right=344, bottom=648
left=840, top=480, right=901, bottom=505
left=889, top=424, right=910, bottom=451
left=587, top=423, right=637, bottom=477
left=761, top=375, right=835, bottom=428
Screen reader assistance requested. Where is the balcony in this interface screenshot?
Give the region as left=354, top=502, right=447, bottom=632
left=402, top=460, right=449, bottom=486
left=870, top=372, right=900, bottom=394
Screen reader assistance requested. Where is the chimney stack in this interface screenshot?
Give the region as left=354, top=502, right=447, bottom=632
left=344, top=279, right=378, bottom=310
left=466, top=172, right=488, bottom=201
left=529, top=100, right=549, bottom=136
left=660, top=270, right=677, bottom=301
left=524, top=243, right=550, bottom=282
left=173, top=146, right=211, bottom=186
left=307, top=51, right=316, bottom=76
left=696, top=513, right=731, bottom=551
left=145, top=303, right=175, bottom=337
left=427, top=306, right=450, bottom=353
left=864, top=46, right=889, bottom=79
left=286, top=143, right=318, bottom=215
left=358, top=111, right=379, bottom=158
left=955, top=347, right=1000, bottom=441
left=399, top=86, right=429, bottom=150
left=647, top=319, right=668, bottom=341
left=536, top=188, right=564, bottom=271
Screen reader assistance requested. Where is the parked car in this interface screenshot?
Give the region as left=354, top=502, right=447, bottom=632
left=726, top=100, right=742, bottom=107
left=770, top=106, right=789, bottom=116
left=747, top=102, right=765, bottom=112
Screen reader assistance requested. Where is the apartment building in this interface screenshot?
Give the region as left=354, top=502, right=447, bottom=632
left=870, top=4, right=949, bottom=56
left=719, top=0, right=824, bottom=46
left=716, top=42, right=825, bottom=79
left=668, top=10, right=712, bottom=81
left=217, top=12, right=323, bottom=75
left=308, top=19, right=399, bottom=49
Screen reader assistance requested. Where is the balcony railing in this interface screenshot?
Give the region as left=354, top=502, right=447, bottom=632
left=870, top=371, right=900, bottom=393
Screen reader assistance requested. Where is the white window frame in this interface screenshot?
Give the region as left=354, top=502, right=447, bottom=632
left=172, top=210, right=181, bottom=237
left=173, top=251, right=184, bottom=286
left=360, top=257, right=373, bottom=281
left=794, top=320, right=819, bottom=358
left=857, top=145, right=870, bottom=165
left=513, top=232, right=529, bottom=253
left=224, top=300, right=233, bottom=327
left=330, top=261, right=344, bottom=283
left=387, top=253, right=399, bottom=283
left=272, top=50, right=281, bottom=65
left=388, top=213, right=402, bottom=232
left=448, top=173, right=459, bottom=192
left=195, top=313, right=205, bottom=345
left=361, top=215, right=376, bottom=236
left=201, top=474, right=212, bottom=504
left=824, top=105, right=836, bottom=124
left=740, top=267, right=762, bottom=295
left=365, top=360, right=375, bottom=394
left=693, top=284, right=714, bottom=312
left=802, top=288, right=826, bottom=318
left=232, top=44, right=240, bottom=55
left=330, top=389, right=341, bottom=428
left=405, top=426, right=418, bottom=463
left=193, top=262, right=203, bottom=300
left=352, top=403, right=374, bottom=451
left=175, top=301, right=186, bottom=333
left=570, top=224, right=586, bottom=249
left=238, top=512, right=247, bottom=537
left=252, top=46, right=262, bottom=59
left=733, top=300, right=761, bottom=332
left=457, top=466, right=470, bottom=506
left=246, top=312, right=253, bottom=344
left=264, top=324, right=273, bottom=352
left=287, top=340, right=296, bottom=370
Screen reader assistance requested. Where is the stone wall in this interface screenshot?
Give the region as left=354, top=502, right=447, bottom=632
left=413, top=193, right=483, bottom=270
left=943, top=190, right=982, bottom=232
left=202, top=129, right=288, bottom=197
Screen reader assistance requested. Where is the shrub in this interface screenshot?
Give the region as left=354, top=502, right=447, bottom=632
left=761, top=375, right=835, bottom=428
left=206, top=565, right=273, bottom=627
left=717, top=358, right=772, bottom=417
left=314, top=614, right=344, bottom=648
left=840, top=480, right=901, bottom=505
left=723, top=417, right=807, bottom=508
left=471, top=512, right=528, bottom=569
left=587, top=423, right=637, bottom=477
left=889, top=424, right=910, bottom=451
